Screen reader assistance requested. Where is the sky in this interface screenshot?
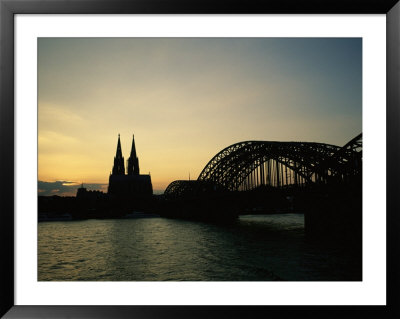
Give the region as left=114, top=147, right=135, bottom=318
left=38, top=38, right=362, bottom=196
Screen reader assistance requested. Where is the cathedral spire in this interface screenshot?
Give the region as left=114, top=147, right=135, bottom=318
left=127, top=134, right=140, bottom=175
left=130, top=134, right=137, bottom=158
left=112, top=134, right=125, bottom=175
left=116, top=134, right=122, bottom=157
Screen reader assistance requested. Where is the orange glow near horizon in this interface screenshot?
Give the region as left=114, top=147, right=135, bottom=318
left=38, top=38, right=362, bottom=194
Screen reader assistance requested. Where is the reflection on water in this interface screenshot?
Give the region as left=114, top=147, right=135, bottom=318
left=38, top=214, right=361, bottom=281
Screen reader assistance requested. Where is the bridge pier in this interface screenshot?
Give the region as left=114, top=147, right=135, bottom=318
left=303, top=186, right=362, bottom=245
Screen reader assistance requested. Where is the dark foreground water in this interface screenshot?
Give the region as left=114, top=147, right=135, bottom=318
left=38, top=214, right=361, bottom=281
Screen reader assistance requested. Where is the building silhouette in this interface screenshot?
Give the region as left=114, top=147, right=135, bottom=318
left=108, top=134, right=153, bottom=198
left=76, top=183, right=107, bottom=200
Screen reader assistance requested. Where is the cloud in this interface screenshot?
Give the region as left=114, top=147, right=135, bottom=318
left=38, top=180, right=107, bottom=197
left=38, top=38, right=361, bottom=190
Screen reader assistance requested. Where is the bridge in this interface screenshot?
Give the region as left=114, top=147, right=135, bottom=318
left=160, top=134, right=362, bottom=242
left=165, top=133, right=362, bottom=197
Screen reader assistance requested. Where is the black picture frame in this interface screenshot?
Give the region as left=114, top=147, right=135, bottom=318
left=1, top=0, right=399, bottom=318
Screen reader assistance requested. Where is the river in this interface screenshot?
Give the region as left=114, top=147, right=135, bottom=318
left=38, top=214, right=361, bottom=281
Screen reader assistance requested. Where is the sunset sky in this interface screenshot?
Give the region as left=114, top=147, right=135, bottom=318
left=38, top=38, right=362, bottom=196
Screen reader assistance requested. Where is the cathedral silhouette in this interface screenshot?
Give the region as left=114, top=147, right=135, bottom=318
left=108, top=134, right=153, bottom=198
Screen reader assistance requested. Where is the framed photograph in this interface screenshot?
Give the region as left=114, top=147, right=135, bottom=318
left=1, top=0, right=399, bottom=318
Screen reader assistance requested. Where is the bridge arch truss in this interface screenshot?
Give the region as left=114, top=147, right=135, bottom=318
left=197, top=134, right=362, bottom=191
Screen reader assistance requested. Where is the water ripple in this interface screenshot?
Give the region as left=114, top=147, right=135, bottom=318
left=38, top=214, right=361, bottom=281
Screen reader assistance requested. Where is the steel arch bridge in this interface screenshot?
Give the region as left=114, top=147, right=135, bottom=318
left=164, top=134, right=362, bottom=197
left=198, top=133, right=362, bottom=191
left=163, top=180, right=224, bottom=200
